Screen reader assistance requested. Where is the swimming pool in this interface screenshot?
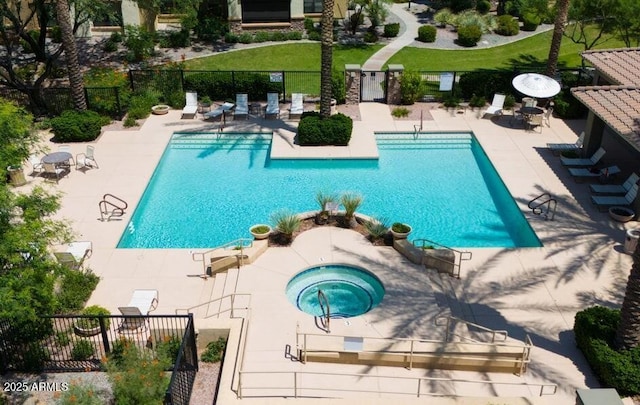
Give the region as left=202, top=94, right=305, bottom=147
left=117, top=131, right=540, bottom=248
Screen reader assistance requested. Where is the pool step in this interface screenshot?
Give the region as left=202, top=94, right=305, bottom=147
left=375, top=133, right=473, bottom=149
left=170, top=133, right=272, bottom=149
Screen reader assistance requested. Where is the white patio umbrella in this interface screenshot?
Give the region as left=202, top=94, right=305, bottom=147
left=512, top=73, right=561, bottom=98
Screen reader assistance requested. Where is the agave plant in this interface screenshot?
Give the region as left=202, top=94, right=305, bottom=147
left=315, top=191, right=337, bottom=217
left=363, top=217, right=389, bottom=241
left=270, top=210, right=301, bottom=244
left=340, top=192, right=363, bottom=228
left=434, top=8, right=454, bottom=27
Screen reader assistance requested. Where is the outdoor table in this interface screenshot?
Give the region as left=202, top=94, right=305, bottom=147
left=250, top=102, right=262, bottom=116
left=42, top=151, right=72, bottom=166
left=518, top=107, right=544, bottom=131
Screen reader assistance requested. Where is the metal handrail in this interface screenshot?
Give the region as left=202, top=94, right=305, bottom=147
left=237, top=370, right=556, bottom=399
left=99, top=193, right=128, bottom=221
left=317, top=290, right=330, bottom=333
left=191, top=238, right=253, bottom=275
left=174, top=293, right=251, bottom=319
left=528, top=193, right=557, bottom=220
left=412, top=238, right=472, bottom=278
left=434, top=315, right=508, bottom=343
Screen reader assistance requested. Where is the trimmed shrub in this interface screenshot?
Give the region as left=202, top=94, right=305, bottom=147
left=297, top=112, right=353, bottom=146
left=469, top=93, right=487, bottom=107
left=304, top=17, right=315, bottom=32
left=384, top=23, right=400, bottom=38
left=476, top=0, right=491, bottom=14
left=270, top=31, right=287, bottom=41
left=50, top=110, right=110, bottom=142
left=400, top=71, right=424, bottom=105
left=238, top=33, right=253, bottom=44
left=458, top=70, right=513, bottom=100
left=56, top=271, right=100, bottom=313
left=391, top=107, right=409, bottom=118
left=224, top=32, right=239, bottom=43
left=364, top=30, right=378, bottom=43
left=495, top=15, right=519, bottom=36
left=521, top=12, right=540, bottom=31
left=286, top=31, right=303, bottom=40
left=253, top=31, right=271, bottom=43
left=417, top=25, right=437, bottom=43
left=332, top=71, right=346, bottom=104
left=307, top=31, right=322, bottom=41
left=457, top=24, right=483, bottom=47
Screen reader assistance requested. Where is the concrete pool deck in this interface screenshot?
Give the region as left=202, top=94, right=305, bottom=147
left=27, top=104, right=638, bottom=404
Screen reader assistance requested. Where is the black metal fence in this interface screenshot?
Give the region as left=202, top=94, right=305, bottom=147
left=0, top=314, right=197, bottom=405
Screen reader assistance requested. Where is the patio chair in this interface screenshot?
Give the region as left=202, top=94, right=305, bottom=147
left=58, top=145, right=75, bottom=166
left=591, top=184, right=638, bottom=211
left=181, top=91, right=198, bottom=119
left=42, top=162, right=66, bottom=183
left=234, top=93, right=248, bottom=120
left=54, top=241, right=92, bottom=270
left=568, top=165, right=620, bottom=182
left=526, top=114, right=543, bottom=133
left=117, top=306, right=148, bottom=332
left=481, top=93, right=505, bottom=119
left=543, top=106, right=553, bottom=127
left=547, top=132, right=584, bottom=155
left=203, top=102, right=235, bottom=122
left=561, top=147, right=606, bottom=167
left=590, top=172, right=639, bottom=195
left=128, top=289, right=159, bottom=314
left=76, top=145, right=98, bottom=170
left=265, top=92, right=281, bottom=119
left=28, top=154, right=43, bottom=175
left=289, top=93, right=304, bottom=120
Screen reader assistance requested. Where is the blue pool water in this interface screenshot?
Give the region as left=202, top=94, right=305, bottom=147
left=117, top=131, right=540, bottom=248
left=285, top=264, right=385, bottom=318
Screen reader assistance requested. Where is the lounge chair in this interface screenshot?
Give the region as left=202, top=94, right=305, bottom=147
left=76, top=145, right=98, bottom=170
left=234, top=93, right=248, bottom=120
left=591, top=184, right=638, bottom=211
left=54, top=241, right=92, bottom=270
left=590, top=173, right=640, bottom=194
left=547, top=132, right=584, bottom=155
left=481, top=93, right=505, bottom=119
left=289, top=93, right=304, bottom=119
left=42, top=162, right=66, bottom=183
left=128, top=289, right=159, bottom=314
left=568, top=165, right=620, bottom=182
left=561, top=147, right=606, bottom=167
left=265, top=92, right=280, bottom=119
left=117, top=289, right=158, bottom=332
left=203, top=102, right=235, bottom=122
left=28, top=154, right=43, bottom=175
left=182, top=91, right=198, bottom=119
left=117, top=306, right=148, bottom=332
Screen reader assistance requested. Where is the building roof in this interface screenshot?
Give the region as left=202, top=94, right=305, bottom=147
left=582, top=48, right=640, bottom=85
left=571, top=85, right=640, bottom=150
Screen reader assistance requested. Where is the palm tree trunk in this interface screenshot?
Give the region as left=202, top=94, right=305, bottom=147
left=320, top=0, right=335, bottom=118
left=55, top=0, right=87, bottom=111
left=615, top=241, right=640, bottom=350
left=545, top=0, right=570, bottom=77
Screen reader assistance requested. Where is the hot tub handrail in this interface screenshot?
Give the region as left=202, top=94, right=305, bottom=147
left=317, top=289, right=330, bottom=333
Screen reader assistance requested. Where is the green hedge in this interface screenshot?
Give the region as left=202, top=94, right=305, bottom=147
left=554, top=89, right=588, bottom=119
left=297, top=112, right=353, bottom=146
left=184, top=72, right=281, bottom=101
left=417, top=25, right=437, bottom=43
left=384, top=23, right=400, bottom=38
left=457, top=70, right=513, bottom=100
left=50, top=110, right=111, bottom=142
left=574, top=306, right=640, bottom=396
left=495, top=15, right=520, bottom=36
left=521, top=13, right=540, bottom=31
left=457, top=24, right=483, bottom=47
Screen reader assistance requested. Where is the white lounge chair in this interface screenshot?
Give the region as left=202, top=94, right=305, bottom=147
left=547, top=132, right=584, bottom=155
left=54, top=241, right=92, bottom=270
left=127, top=289, right=159, bottom=314
left=28, top=154, right=43, bottom=174
left=234, top=93, right=248, bottom=120
left=591, top=184, right=638, bottom=211
left=265, top=92, right=280, bottom=119
left=289, top=93, right=304, bottom=119
left=568, top=165, right=620, bottom=182
left=181, top=91, right=198, bottom=119
left=76, top=145, right=98, bottom=170
left=590, top=173, right=640, bottom=195
left=203, top=102, right=235, bottom=121
left=561, top=147, right=606, bottom=167
left=481, top=93, right=505, bottom=119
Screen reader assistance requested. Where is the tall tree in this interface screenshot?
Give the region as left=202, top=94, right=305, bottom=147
left=56, top=0, right=87, bottom=110
left=564, top=0, right=617, bottom=68
left=545, top=0, right=570, bottom=77
left=613, top=0, right=640, bottom=47
left=615, top=242, right=640, bottom=350
left=320, top=0, right=335, bottom=118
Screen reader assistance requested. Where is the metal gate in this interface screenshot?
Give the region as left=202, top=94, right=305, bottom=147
left=360, top=70, right=388, bottom=102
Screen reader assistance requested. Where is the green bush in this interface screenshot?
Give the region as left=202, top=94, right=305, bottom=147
left=224, top=32, right=239, bottom=43
left=286, top=31, right=303, bottom=40
left=123, top=24, right=156, bottom=62
left=156, top=335, right=182, bottom=364
left=195, top=17, right=228, bottom=41
left=400, top=71, right=424, bottom=105
left=127, top=91, right=159, bottom=120
left=270, top=31, right=287, bottom=41
left=304, top=17, right=315, bottom=32
left=458, top=70, right=513, bottom=100
left=553, top=90, right=588, bottom=119
left=71, top=339, right=95, bottom=361
left=58, top=383, right=106, bottom=405
left=384, top=23, right=400, bottom=38
left=184, top=72, right=280, bottom=102
left=123, top=115, right=138, bottom=127
left=253, top=31, right=271, bottom=43
left=495, top=15, right=519, bottom=36
left=469, top=93, right=487, bottom=107
left=110, top=31, right=123, bottom=43
left=457, top=24, right=483, bottom=47
left=297, top=113, right=353, bottom=146
left=103, top=39, right=118, bottom=53
left=308, top=31, right=322, bottom=41
left=56, top=270, right=100, bottom=313
left=504, top=94, right=516, bottom=109
left=332, top=71, right=346, bottom=104
left=476, top=0, right=491, bottom=14
left=417, top=25, right=437, bottom=42
left=159, top=29, right=191, bottom=48
left=201, top=337, right=227, bottom=363
left=521, top=12, right=540, bottom=31
left=391, top=107, right=409, bottom=117
left=238, top=33, right=253, bottom=44
left=434, top=8, right=454, bottom=26
left=50, top=110, right=110, bottom=143
left=50, top=26, right=62, bottom=43
left=451, top=0, right=476, bottom=12
left=364, top=30, right=378, bottom=43
left=77, top=305, right=111, bottom=330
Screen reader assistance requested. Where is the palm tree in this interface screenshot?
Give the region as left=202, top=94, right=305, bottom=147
left=55, top=0, right=87, bottom=110
left=320, top=0, right=335, bottom=118
left=615, top=242, right=640, bottom=350
left=545, top=0, right=571, bottom=77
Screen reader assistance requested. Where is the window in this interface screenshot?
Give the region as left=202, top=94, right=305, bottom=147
left=304, top=0, right=323, bottom=13
left=242, top=0, right=290, bottom=23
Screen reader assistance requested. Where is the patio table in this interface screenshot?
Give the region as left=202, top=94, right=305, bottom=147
left=42, top=151, right=72, bottom=166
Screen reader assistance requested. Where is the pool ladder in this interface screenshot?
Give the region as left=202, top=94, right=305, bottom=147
left=528, top=193, right=556, bottom=221
left=317, top=290, right=331, bottom=334
left=99, top=193, right=128, bottom=222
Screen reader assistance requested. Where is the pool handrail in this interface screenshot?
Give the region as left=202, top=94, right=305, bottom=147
left=412, top=238, right=472, bottom=278
left=191, top=238, right=253, bottom=277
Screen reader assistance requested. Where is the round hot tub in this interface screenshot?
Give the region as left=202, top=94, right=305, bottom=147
left=285, top=264, right=385, bottom=318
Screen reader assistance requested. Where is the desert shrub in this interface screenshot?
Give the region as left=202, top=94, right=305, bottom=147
left=123, top=24, right=156, bottom=62
left=55, top=331, right=70, bottom=347
left=332, top=71, right=346, bottom=104
left=469, top=93, right=487, bottom=107
left=253, top=31, right=271, bottom=43
left=364, top=30, right=378, bottom=43
left=495, top=15, right=519, bottom=35
left=521, top=12, right=540, bottom=31
left=270, top=31, right=287, bottom=41
left=457, top=70, right=513, bottom=100
left=434, top=8, right=454, bottom=26
left=50, top=110, right=110, bottom=142
left=56, top=270, right=100, bottom=312
left=297, top=112, right=353, bottom=146
left=71, top=339, right=95, bottom=361
left=224, top=32, right=239, bottom=43
left=286, top=31, right=303, bottom=40
left=127, top=91, right=159, bottom=120
left=158, top=29, right=191, bottom=48
left=384, top=23, right=400, bottom=37
left=442, top=94, right=460, bottom=108
left=123, top=115, right=138, bottom=127
left=400, top=71, right=424, bottom=105
left=194, top=16, right=228, bottom=41
left=304, top=17, right=315, bottom=32
left=238, top=33, right=253, bottom=44
left=476, top=0, right=491, bottom=14
left=417, top=25, right=437, bottom=42
left=201, top=337, right=227, bottom=363
left=76, top=305, right=111, bottom=330
left=58, top=383, right=106, bottom=405
left=270, top=210, right=301, bottom=243
left=364, top=217, right=389, bottom=240
left=156, top=335, right=182, bottom=364
left=391, top=107, right=409, bottom=117
left=457, top=24, right=482, bottom=46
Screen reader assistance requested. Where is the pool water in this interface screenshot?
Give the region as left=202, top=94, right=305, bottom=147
left=285, top=264, right=385, bottom=318
left=117, top=131, right=540, bottom=248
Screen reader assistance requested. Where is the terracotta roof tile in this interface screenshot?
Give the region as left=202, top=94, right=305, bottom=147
left=571, top=86, right=640, bottom=150
left=582, top=48, right=640, bottom=85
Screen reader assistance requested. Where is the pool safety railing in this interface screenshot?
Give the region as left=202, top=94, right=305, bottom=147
left=190, top=238, right=253, bottom=279
left=435, top=315, right=508, bottom=344
left=413, top=110, right=423, bottom=138
left=236, top=370, right=556, bottom=399
left=175, top=293, right=251, bottom=319
left=528, top=192, right=557, bottom=220
left=98, top=193, right=128, bottom=222
left=412, top=238, right=472, bottom=279
left=316, top=290, right=331, bottom=333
